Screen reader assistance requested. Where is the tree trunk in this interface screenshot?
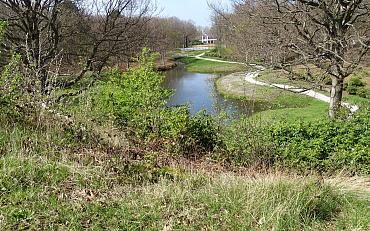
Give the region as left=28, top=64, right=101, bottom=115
left=329, top=77, right=344, bottom=119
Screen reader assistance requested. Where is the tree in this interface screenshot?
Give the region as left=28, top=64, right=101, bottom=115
left=209, top=1, right=285, bottom=63
left=0, top=0, right=157, bottom=92
left=149, top=17, right=199, bottom=65
left=269, top=0, right=370, bottom=118
left=212, top=0, right=370, bottom=118
left=0, top=0, right=65, bottom=92
left=63, top=0, right=156, bottom=87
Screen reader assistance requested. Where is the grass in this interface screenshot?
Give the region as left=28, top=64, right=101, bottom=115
left=1, top=145, right=370, bottom=230
left=1, top=115, right=369, bottom=230
left=176, top=57, right=247, bottom=74
left=344, top=95, right=370, bottom=105
left=216, top=72, right=329, bottom=122
left=252, top=100, right=328, bottom=123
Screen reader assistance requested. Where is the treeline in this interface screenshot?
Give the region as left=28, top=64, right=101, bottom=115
left=0, top=0, right=199, bottom=90
left=210, top=0, right=370, bottom=118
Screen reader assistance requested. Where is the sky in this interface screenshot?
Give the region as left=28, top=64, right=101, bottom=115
left=156, top=0, right=231, bottom=28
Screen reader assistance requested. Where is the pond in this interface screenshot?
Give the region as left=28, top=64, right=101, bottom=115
left=162, top=65, right=254, bottom=116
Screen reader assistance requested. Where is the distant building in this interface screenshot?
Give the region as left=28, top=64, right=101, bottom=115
left=201, top=34, right=217, bottom=44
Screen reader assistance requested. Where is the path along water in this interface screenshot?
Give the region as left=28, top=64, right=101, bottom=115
left=194, top=54, right=359, bottom=113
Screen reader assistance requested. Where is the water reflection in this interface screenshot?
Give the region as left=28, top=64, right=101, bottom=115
left=162, top=65, right=254, bottom=116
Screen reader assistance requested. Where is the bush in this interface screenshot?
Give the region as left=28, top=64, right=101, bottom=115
left=92, top=49, right=220, bottom=155
left=92, top=49, right=172, bottom=137
left=356, top=87, right=370, bottom=99
left=0, top=21, right=23, bottom=119
left=269, top=109, right=370, bottom=173
left=215, top=118, right=276, bottom=167
left=345, top=76, right=366, bottom=96
left=161, top=108, right=219, bottom=153
left=213, top=108, right=370, bottom=174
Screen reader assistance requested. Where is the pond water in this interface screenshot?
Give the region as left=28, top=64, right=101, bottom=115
left=162, top=65, right=254, bottom=116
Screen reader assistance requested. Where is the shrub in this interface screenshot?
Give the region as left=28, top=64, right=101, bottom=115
left=213, top=108, right=370, bottom=174
left=0, top=21, right=46, bottom=121
left=345, top=76, right=366, bottom=96
left=0, top=21, right=24, bottom=119
left=269, top=109, right=370, bottom=173
left=356, top=87, right=370, bottom=99
left=92, top=49, right=172, bottom=137
left=159, top=108, right=219, bottom=154
left=92, top=49, right=220, bottom=155
left=215, top=118, right=276, bottom=167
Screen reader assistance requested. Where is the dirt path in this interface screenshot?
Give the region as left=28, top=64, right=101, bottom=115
left=194, top=54, right=359, bottom=112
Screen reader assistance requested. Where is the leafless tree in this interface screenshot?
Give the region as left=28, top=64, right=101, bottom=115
left=209, top=1, right=285, bottom=63
left=0, top=0, right=157, bottom=92
left=211, top=0, right=370, bottom=118
left=64, top=0, right=156, bottom=87
left=0, top=0, right=65, bottom=92
left=266, top=0, right=370, bottom=118
left=149, top=17, right=199, bottom=65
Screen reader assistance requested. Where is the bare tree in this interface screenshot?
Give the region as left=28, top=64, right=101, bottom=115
left=0, top=0, right=157, bottom=91
left=267, top=0, right=370, bottom=118
left=148, top=17, right=199, bottom=65
left=211, top=0, right=370, bottom=118
left=0, top=0, right=65, bottom=92
left=209, top=1, right=285, bottom=63
left=64, top=0, right=156, bottom=87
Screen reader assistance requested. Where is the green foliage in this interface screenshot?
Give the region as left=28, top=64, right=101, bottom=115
left=269, top=109, right=370, bottom=173
left=206, top=46, right=233, bottom=59
left=214, top=107, right=370, bottom=174
left=345, top=76, right=368, bottom=98
left=159, top=107, right=219, bottom=154
left=92, top=49, right=219, bottom=154
left=0, top=53, right=22, bottom=116
left=0, top=21, right=42, bottom=120
left=93, top=49, right=172, bottom=137
left=0, top=22, right=24, bottom=119
left=215, top=118, right=276, bottom=166
left=356, top=87, right=370, bottom=98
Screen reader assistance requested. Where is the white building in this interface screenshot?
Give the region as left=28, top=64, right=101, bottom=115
left=201, top=34, right=217, bottom=44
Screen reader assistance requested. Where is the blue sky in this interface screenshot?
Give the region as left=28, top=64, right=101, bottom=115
left=156, top=0, right=230, bottom=27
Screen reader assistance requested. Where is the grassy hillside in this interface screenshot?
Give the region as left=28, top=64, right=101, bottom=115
left=1, top=135, right=369, bottom=230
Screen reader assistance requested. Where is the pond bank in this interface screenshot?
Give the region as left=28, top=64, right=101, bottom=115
left=155, top=60, right=177, bottom=71
left=215, top=72, right=327, bottom=119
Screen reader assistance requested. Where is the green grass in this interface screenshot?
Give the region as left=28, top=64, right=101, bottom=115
left=2, top=115, right=370, bottom=230
left=216, top=73, right=329, bottom=122
left=176, top=57, right=247, bottom=74
left=344, top=95, right=370, bottom=106
left=1, top=116, right=369, bottom=230
left=252, top=100, right=329, bottom=123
